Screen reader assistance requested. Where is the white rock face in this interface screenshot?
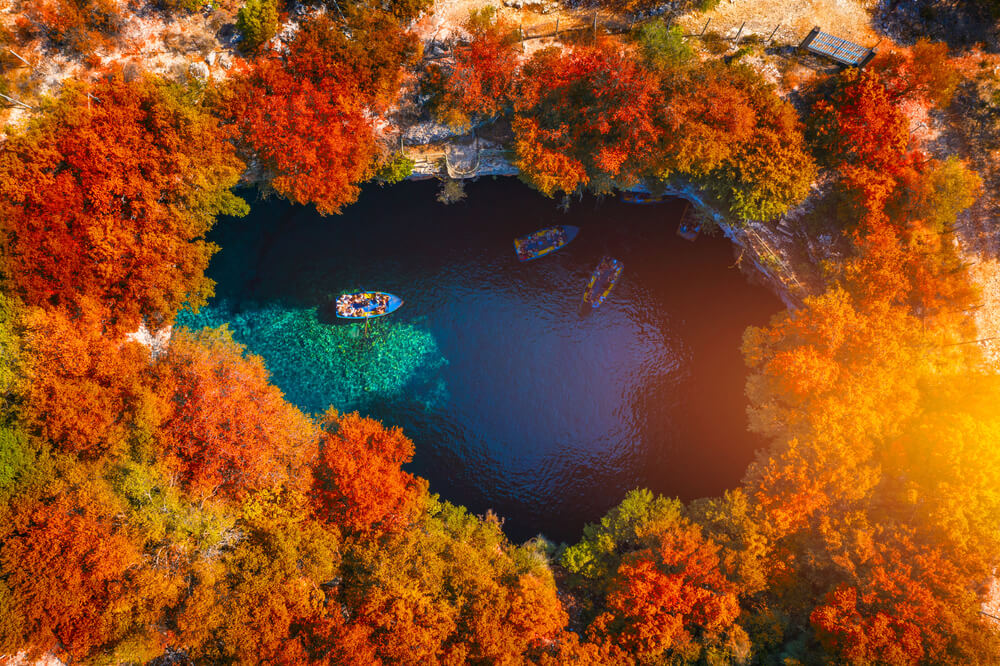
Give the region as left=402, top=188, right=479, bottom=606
left=502, top=0, right=560, bottom=13
left=189, top=61, right=210, bottom=80
left=0, top=652, right=67, bottom=665
left=126, top=323, right=173, bottom=362
left=403, top=121, right=466, bottom=145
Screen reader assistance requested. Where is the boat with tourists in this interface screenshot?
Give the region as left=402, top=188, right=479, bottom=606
left=514, top=225, right=579, bottom=261
left=581, top=256, right=623, bottom=313
left=335, top=292, right=403, bottom=319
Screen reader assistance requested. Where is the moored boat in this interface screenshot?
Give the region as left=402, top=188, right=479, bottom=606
left=514, top=225, right=579, bottom=261
left=581, top=256, right=623, bottom=313
left=621, top=191, right=664, bottom=204
left=335, top=292, right=403, bottom=319
left=676, top=201, right=700, bottom=241
left=677, top=221, right=700, bottom=241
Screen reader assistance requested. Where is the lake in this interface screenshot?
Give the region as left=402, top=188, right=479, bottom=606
left=179, top=178, right=781, bottom=543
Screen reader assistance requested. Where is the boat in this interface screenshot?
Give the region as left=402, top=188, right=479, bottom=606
left=621, top=191, right=664, bottom=204
left=514, top=225, right=579, bottom=261
left=676, top=201, right=700, bottom=241
left=677, top=221, right=700, bottom=242
left=335, top=292, right=404, bottom=319
left=581, top=256, right=623, bottom=313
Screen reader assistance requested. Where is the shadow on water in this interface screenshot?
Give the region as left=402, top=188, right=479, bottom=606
left=179, top=178, right=782, bottom=543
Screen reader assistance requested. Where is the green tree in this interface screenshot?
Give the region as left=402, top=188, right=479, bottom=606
left=237, top=0, right=280, bottom=51
left=637, top=20, right=693, bottom=71
left=375, top=152, right=415, bottom=185
left=561, top=489, right=683, bottom=585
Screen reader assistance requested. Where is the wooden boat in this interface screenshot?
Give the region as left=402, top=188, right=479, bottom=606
left=335, top=292, right=403, bottom=319
left=581, top=256, right=623, bottom=313
left=514, top=225, right=579, bottom=262
left=677, top=221, right=700, bottom=242
left=677, top=200, right=700, bottom=241
left=621, top=191, right=664, bottom=204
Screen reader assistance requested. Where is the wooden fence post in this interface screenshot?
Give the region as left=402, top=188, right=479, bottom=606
left=733, top=21, right=745, bottom=44
left=330, top=0, right=347, bottom=23
left=0, top=92, right=32, bottom=109
left=6, top=48, right=30, bottom=67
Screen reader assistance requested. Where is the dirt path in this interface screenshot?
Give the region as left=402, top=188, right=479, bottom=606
left=677, top=0, right=881, bottom=45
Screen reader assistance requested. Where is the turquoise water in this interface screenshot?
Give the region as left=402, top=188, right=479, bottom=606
left=182, top=179, right=781, bottom=542
left=178, top=301, right=449, bottom=415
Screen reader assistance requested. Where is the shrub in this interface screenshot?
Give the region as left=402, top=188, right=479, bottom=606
left=375, top=153, right=415, bottom=185
left=699, top=30, right=730, bottom=55
left=637, top=20, right=693, bottom=70
left=436, top=178, right=467, bottom=204
left=237, top=0, right=280, bottom=51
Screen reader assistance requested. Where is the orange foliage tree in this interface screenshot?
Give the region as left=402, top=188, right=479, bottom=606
left=810, top=529, right=993, bottom=665
left=174, top=520, right=343, bottom=664
left=0, top=481, right=142, bottom=660
left=313, top=410, right=427, bottom=534
left=424, top=9, right=521, bottom=129
left=653, top=61, right=815, bottom=221
left=21, top=0, right=124, bottom=53
left=811, top=70, right=981, bottom=315
left=871, top=39, right=964, bottom=109
left=340, top=500, right=568, bottom=663
left=512, top=43, right=661, bottom=196
left=18, top=300, right=150, bottom=459
left=591, top=524, right=742, bottom=661
left=0, top=74, right=246, bottom=329
left=225, top=12, right=419, bottom=214
left=740, top=263, right=1000, bottom=662
left=561, top=491, right=746, bottom=662
left=153, top=328, right=317, bottom=501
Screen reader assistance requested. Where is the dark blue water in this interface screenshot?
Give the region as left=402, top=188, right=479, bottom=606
left=182, top=178, right=781, bottom=542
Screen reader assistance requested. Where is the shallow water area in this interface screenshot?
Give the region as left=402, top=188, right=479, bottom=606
left=180, top=179, right=781, bottom=542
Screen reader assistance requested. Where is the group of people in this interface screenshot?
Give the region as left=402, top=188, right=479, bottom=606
left=336, top=292, right=390, bottom=318
left=519, top=228, right=565, bottom=258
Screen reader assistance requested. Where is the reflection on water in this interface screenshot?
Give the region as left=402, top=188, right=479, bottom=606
left=188, top=179, right=781, bottom=542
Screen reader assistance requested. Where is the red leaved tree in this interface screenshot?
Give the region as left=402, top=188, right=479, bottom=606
left=425, top=10, right=521, bottom=128
left=225, top=13, right=419, bottom=214
left=313, top=410, right=427, bottom=534
left=19, top=299, right=150, bottom=458
left=0, top=483, right=142, bottom=660
left=153, top=328, right=318, bottom=501
left=589, top=522, right=741, bottom=661
left=0, top=73, right=246, bottom=329
left=512, top=42, right=661, bottom=196
left=810, top=530, right=986, bottom=665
